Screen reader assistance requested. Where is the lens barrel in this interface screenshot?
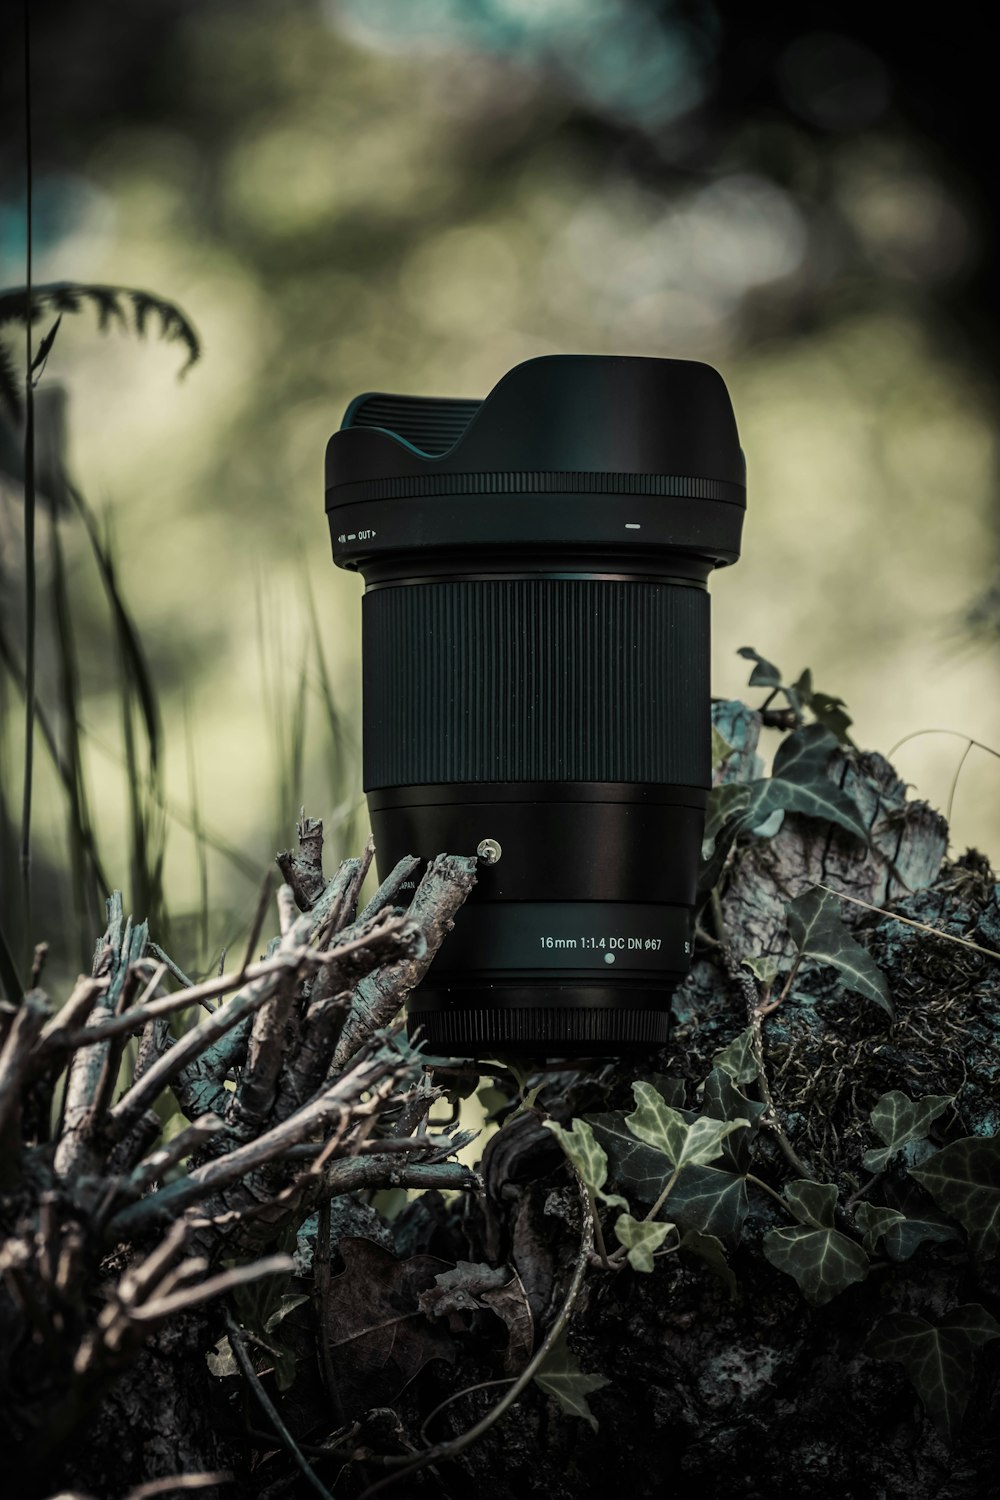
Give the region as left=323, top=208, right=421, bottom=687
left=325, top=355, right=745, bottom=1057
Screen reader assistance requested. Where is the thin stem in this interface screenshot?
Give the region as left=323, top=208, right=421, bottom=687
left=224, top=1309, right=336, bottom=1500
left=419, top=1378, right=516, bottom=1445
left=746, top=1172, right=795, bottom=1215
left=588, top=1189, right=611, bottom=1268
left=644, top=1164, right=682, bottom=1224
left=19, top=0, right=36, bottom=962
left=357, top=1178, right=594, bottom=1497
left=815, top=884, right=999, bottom=962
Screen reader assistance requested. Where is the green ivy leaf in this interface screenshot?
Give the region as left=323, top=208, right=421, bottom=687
left=854, top=1203, right=907, bottom=1254
left=625, top=1083, right=748, bottom=1170
left=786, top=886, right=892, bottom=1015
left=756, top=774, right=869, bottom=845
left=623, top=1083, right=689, bottom=1164
left=737, top=645, right=782, bottom=688
left=762, top=1226, right=869, bottom=1305
left=742, top=954, right=781, bottom=987
left=712, top=1026, right=759, bottom=1086
left=863, top=1090, right=954, bottom=1171
left=543, top=1118, right=628, bottom=1211
left=882, top=1216, right=962, bottom=1263
left=768, top=724, right=868, bottom=842
left=704, top=781, right=753, bottom=848
left=667, top=1166, right=749, bottom=1243
left=809, top=690, right=853, bottom=744
left=711, top=724, right=736, bottom=769
left=678, top=1230, right=739, bottom=1302
left=908, top=1136, right=1000, bottom=1260
left=699, top=1066, right=766, bottom=1172
left=534, top=1331, right=611, bottom=1432
left=783, top=1180, right=839, bottom=1230
left=614, top=1213, right=673, bottom=1272
left=866, top=1305, right=1000, bottom=1442
left=585, top=1112, right=681, bottom=1201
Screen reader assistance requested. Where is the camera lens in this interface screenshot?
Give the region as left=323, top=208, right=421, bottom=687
left=325, top=355, right=745, bottom=1057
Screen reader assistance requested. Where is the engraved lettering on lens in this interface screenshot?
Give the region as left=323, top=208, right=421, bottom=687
left=324, top=355, right=746, bottom=1056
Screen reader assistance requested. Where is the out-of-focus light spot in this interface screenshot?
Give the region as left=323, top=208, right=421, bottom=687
left=545, top=172, right=806, bottom=346
left=776, top=32, right=891, bottom=131
left=399, top=225, right=522, bottom=337
left=327, top=0, right=713, bottom=129
left=0, top=172, right=115, bottom=282
left=836, top=153, right=974, bottom=283
left=685, top=175, right=808, bottom=292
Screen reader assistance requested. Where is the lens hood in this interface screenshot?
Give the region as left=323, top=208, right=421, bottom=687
left=326, top=354, right=745, bottom=579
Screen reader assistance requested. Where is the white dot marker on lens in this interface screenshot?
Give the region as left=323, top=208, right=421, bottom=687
left=604, top=952, right=616, bottom=964
left=625, top=522, right=641, bottom=529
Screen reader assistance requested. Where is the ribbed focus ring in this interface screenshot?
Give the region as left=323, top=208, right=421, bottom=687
left=417, top=1005, right=670, bottom=1050
left=362, top=578, right=709, bottom=788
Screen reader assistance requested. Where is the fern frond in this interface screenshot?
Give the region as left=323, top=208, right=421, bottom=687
left=0, top=281, right=200, bottom=374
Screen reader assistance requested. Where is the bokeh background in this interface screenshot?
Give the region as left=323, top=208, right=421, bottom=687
left=1, top=0, right=998, bottom=992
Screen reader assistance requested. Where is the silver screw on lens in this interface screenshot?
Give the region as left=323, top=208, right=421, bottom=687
left=477, top=838, right=502, bottom=865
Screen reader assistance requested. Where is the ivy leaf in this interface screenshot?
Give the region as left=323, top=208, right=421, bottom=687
left=882, top=1216, right=962, bottom=1263
left=755, top=776, right=868, bottom=844
left=622, top=1084, right=688, bottom=1166
left=737, top=645, right=782, bottom=688
left=783, top=1180, right=838, bottom=1230
left=586, top=1112, right=748, bottom=1241
left=769, top=724, right=868, bottom=838
left=625, top=1083, right=748, bottom=1170
left=667, top=1166, right=749, bottom=1243
left=699, top=1066, right=765, bottom=1172
left=786, top=886, right=892, bottom=1015
left=742, top=954, right=781, bottom=987
left=704, top=781, right=753, bottom=849
left=678, top=1230, right=739, bottom=1302
left=867, top=1305, right=1000, bottom=1442
left=585, top=1112, right=678, bottom=1202
left=712, top=1026, right=759, bottom=1086
left=863, top=1090, right=954, bottom=1171
left=711, top=724, right=736, bottom=769
left=854, top=1203, right=907, bottom=1255
left=542, top=1118, right=627, bottom=1210
left=908, top=1136, right=1000, bottom=1260
left=614, top=1213, right=673, bottom=1272
left=763, top=1226, right=869, bottom=1305
left=810, top=690, right=853, bottom=745
left=534, top=1331, right=610, bottom=1432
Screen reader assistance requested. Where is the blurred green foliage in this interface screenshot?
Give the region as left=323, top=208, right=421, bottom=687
left=1, top=0, right=998, bottom=992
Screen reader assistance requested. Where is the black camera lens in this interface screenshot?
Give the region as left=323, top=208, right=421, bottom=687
left=325, top=355, right=745, bottom=1058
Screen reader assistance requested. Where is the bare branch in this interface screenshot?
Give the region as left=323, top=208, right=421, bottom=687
left=332, top=853, right=478, bottom=1069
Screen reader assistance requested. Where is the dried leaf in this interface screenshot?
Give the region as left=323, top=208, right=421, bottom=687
left=418, top=1261, right=533, bottom=1371
left=325, top=1238, right=455, bottom=1410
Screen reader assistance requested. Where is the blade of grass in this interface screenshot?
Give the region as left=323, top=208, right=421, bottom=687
left=183, top=689, right=209, bottom=968
left=19, top=0, right=36, bottom=972
left=50, top=507, right=104, bottom=966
